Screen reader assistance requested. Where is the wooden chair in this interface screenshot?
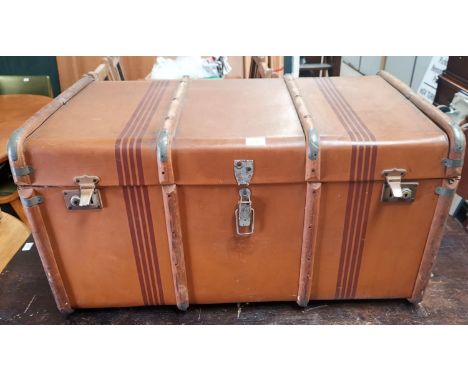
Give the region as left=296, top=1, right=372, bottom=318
left=0, top=162, right=28, bottom=225
left=299, top=56, right=341, bottom=77
left=103, top=57, right=126, bottom=81
left=0, top=208, right=30, bottom=273
left=88, top=63, right=110, bottom=81
left=0, top=75, right=53, bottom=97
left=249, top=56, right=280, bottom=79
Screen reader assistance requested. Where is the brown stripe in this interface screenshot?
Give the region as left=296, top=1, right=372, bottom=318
left=115, top=81, right=167, bottom=305
left=316, top=78, right=377, bottom=299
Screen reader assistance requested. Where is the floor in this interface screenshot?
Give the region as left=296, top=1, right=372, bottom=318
left=0, top=218, right=467, bottom=325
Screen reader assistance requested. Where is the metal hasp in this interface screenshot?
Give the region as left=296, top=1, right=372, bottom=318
left=381, top=168, right=418, bottom=203
left=64, top=175, right=102, bottom=210
left=234, top=160, right=255, bottom=236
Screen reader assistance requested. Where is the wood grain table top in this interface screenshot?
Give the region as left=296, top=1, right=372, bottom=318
left=0, top=94, right=51, bottom=163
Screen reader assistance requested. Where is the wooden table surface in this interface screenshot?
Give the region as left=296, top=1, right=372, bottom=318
left=0, top=94, right=51, bottom=163
left=0, top=217, right=467, bottom=324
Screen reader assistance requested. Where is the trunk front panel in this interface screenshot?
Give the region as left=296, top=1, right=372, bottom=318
left=30, top=186, right=176, bottom=309
left=178, top=183, right=306, bottom=304
left=311, top=179, right=441, bottom=300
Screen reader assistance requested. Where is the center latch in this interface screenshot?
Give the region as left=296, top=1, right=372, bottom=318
left=234, top=160, right=254, bottom=236
left=381, top=169, right=418, bottom=203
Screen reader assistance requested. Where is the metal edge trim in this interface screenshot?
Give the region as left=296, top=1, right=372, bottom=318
left=21, top=195, right=44, bottom=207
left=11, top=165, right=34, bottom=177
left=435, top=187, right=455, bottom=197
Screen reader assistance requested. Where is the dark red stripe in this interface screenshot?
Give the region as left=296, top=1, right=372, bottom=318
left=316, top=78, right=377, bottom=299
left=350, top=148, right=377, bottom=296
left=124, top=83, right=165, bottom=304
left=129, top=186, right=156, bottom=304
left=115, top=81, right=167, bottom=305
left=121, top=187, right=149, bottom=305
left=323, top=79, right=377, bottom=298
left=115, top=83, right=158, bottom=304
left=122, top=83, right=162, bottom=305
left=315, top=79, right=359, bottom=298
left=316, top=79, right=366, bottom=298
left=320, top=79, right=370, bottom=299
left=131, top=81, right=167, bottom=304
left=117, top=82, right=160, bottom=184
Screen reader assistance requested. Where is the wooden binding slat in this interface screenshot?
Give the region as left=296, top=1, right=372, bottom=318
left=18, top=188, right=73, bottom=313
left=157, top=77, right=190, bottom=311
left=7, top=76, right=95, bottom=314
left=297, top=182, right=321, bottom=307
left=409, top=178, right=459, bottom=303
left=283, top=74, right=320, bottom=181
left=378, top=70, right=466, bottom=303
left=157, top=76, right=189, bottom=185
left=162, top=184, right=189, bottom=311
left=378, top=70, right=465, bottom=179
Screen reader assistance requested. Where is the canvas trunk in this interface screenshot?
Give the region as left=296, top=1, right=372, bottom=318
left=8, top=71, right=465, bottom=313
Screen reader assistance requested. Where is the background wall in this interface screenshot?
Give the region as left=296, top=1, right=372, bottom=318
left=342, top=56, right=433, bottom=91
left=0, top=56, right=61, bottom=96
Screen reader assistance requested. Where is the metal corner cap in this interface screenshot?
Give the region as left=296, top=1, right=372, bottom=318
left=157, top=129, right=169, bottom=162
left=450, top=121, right=466, bottom=153
left=308, top=127, right=319, bottom=160
left=7, top=128, right=24, bottom=162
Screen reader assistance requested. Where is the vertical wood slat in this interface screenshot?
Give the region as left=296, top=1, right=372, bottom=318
left=18, top=188, right=73, bottom=313
left=409, top=178, right=459, bottom=303
left=157, top=77, right=190, bottom=311
left=283, top=75, right=320, bottom=181
left=162, top=184, right=189, bottom=311
left=297, top=182, right=321, bottom=307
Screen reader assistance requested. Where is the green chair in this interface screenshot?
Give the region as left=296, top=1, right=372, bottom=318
left=0, top=75, right=53, bottom=97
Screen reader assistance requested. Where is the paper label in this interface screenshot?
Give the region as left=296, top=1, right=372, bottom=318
left=245, top=136, right=266, bottom=146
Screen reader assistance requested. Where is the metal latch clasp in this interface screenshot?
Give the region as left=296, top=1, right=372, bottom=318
left=381, top=169, right=418, bottom=203
left=234, top=160, right=255, bottom=236
left=235, top=188, right=255, bottom=236
left=64, top=175, right=102, bottom=210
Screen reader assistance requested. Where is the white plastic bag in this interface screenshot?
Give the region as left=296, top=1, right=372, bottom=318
left=150, top=56, right=231, bottom=80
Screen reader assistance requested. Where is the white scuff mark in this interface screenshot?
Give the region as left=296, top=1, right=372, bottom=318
left=24, top=295, right=37, bottom=314
left=303, top=304, right=328, bottom=313
left=237, top=303, right=242, bottom=319
left=22, top=242, right=34, bottom=251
